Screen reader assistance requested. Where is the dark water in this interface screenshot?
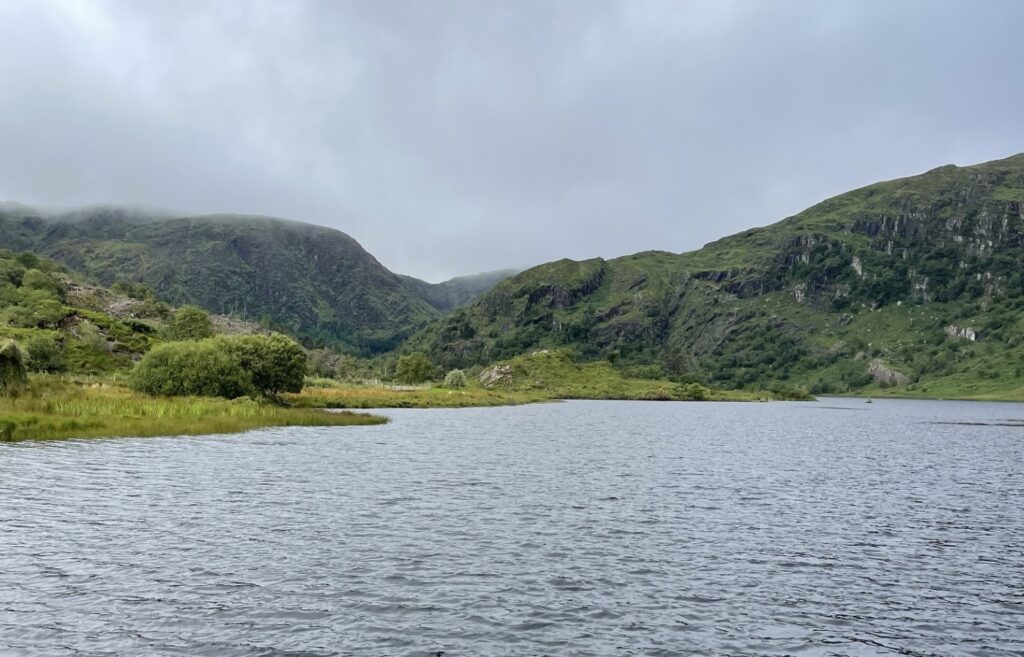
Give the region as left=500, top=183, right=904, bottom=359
left=1, top=398, right=1022, bottom=656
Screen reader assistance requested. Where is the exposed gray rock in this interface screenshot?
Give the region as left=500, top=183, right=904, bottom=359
left=868, top=358, right=911, bottom=386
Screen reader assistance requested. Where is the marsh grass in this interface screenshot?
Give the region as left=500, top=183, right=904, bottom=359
left=286, top=383, right=547, bottom=409
left=0, top=375, right=385, bottom=442
left=285, top=352, right=798, bottom=409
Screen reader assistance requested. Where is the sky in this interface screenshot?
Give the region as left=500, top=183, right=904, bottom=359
left=1, top=1, right=1023, bottom=282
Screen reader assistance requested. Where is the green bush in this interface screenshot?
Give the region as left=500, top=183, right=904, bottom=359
left=130, top=340, right=252, bottom=398
left=166, top=305, right=214, bottom=341
left=130, top=333, right=306, bottom=399
left=0, top=340, right=28, bottom=396
left=25, top=334, right=65, bottom=373
left=216, top=333, right=306, bottom=396
left=444, top=369, right=467, bottom=388
left=21, top=268, right=64, bottom=299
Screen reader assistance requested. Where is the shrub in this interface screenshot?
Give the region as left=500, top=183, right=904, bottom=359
left=25, top=334, right=65, bottom=373
left=166, top=305, right=214, bottom=341
left=130, top=333, right=306, bottom=399
left=216, top=333, right=306, bottom=396
left=0, top=260, right=25, bottom=286
left=395, top=352, right=434, bottom=383
left=0, top=340, right=28, bottom=396
left=130, top=340, right=252, bottom=398
left=77, top=319, right=108, bottom=352
left=678, top=382, right=709, bottom=401
left=21, top=268, right=64, bottom=299
left=444, top=369, right=467, bottom=388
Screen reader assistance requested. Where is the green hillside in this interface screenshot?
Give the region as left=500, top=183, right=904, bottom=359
left=0, top=208, right=511, bottom=353
left=407, top=153, right=1024, bottom=399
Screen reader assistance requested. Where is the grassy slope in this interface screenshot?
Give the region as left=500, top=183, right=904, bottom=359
left=0, top=376, right=384, bottom=442
left=407, top=153, right=1024, bottom=400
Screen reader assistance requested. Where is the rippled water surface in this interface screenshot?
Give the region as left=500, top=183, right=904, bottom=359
left=1, top=398, right=1023, bottom=656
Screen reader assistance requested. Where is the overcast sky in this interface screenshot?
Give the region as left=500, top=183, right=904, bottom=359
left=1, top=1, right=1023, bottom=281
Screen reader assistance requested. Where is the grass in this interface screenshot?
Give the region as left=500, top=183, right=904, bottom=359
left=0, top=375, right=385, bottom=442
left=286, top=382, right=548, bottom=409
left=288, top=351, right=810, bottom=409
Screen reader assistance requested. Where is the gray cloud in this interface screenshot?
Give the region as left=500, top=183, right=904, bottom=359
left=1, top=0, right=1022, bottom=280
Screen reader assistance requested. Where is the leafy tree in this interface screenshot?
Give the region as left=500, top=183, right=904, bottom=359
left=395, top=352, right=434, bottom=383
left=25, top=334, right=65, bottom=373
left=129, top=340, right=252, bottom=398
left=306, top=348, right=334, bottom=378
left=0, top=340, right=27, bottom=396
left=443, top=369, right=467, bottom=388
left=334, top=354, right=370, bottom=382
left=166, top=305, right=214, bottom=341
left=217, top=333, right=306, bottom=396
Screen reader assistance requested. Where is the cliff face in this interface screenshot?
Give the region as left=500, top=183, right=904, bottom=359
left=407, top=154, right=1024, bottom=395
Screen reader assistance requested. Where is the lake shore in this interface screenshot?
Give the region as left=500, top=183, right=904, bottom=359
left=0, top=375, right=386, bottom=442
left=284, top=380, right=807, bottom=410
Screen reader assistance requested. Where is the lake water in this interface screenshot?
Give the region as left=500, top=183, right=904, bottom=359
left=1, top=398, right=1022, bottom=656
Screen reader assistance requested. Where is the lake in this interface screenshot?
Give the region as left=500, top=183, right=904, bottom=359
left=1, top=398, right=1022, bottom=656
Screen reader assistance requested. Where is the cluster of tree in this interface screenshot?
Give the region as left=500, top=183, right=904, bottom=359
left=0, top=252, right=69, bottom=329
left=130, top=333, right=306, bottom=400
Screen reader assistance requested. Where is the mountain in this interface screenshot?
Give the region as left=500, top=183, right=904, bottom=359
left=402, top=269, right=521, bottom=313
left=407, top=153, right=1024, bottom=397
left=0, top=207, right=511, bottom=352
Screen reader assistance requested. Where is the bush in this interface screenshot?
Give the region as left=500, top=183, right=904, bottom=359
left=444, top=369, right=467, bottom=388
left=130, top=341, right=253, bottom=398
left=130, top=333, right=306, bottom=399
left=25, top=334, right=65, bottom=373
left=166, top=305, right=214, bottom=341
left=20, top=268, right=63, bottom=299
left=216, top=333, right=306, bottom=396
left=0, top=340, right=28, bottom=396
left=395, top=352, right=434, bottom=383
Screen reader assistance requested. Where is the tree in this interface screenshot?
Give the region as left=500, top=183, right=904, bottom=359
left=443, top=369, right=467, bottom=388
left=217, top=333, right=306, bottom=396
left=166, top=305, right=214, bottom=340
left=334, top=354, right=369, bottom=382
left=25, top=334, right=65, bottom=373
left=0, top=340, right=28, bottom=396
left=395, top=352, right=434, bottom=383
left=129, top=340, right=252, bottom=398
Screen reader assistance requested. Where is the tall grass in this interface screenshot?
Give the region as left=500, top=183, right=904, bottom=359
left=0, top=375, right=385, bottom=442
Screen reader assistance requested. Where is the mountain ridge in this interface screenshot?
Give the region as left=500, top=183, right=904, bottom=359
left=404, top=151, right=1024, bottom=397
left=0, top=207, right=515, bottom=352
